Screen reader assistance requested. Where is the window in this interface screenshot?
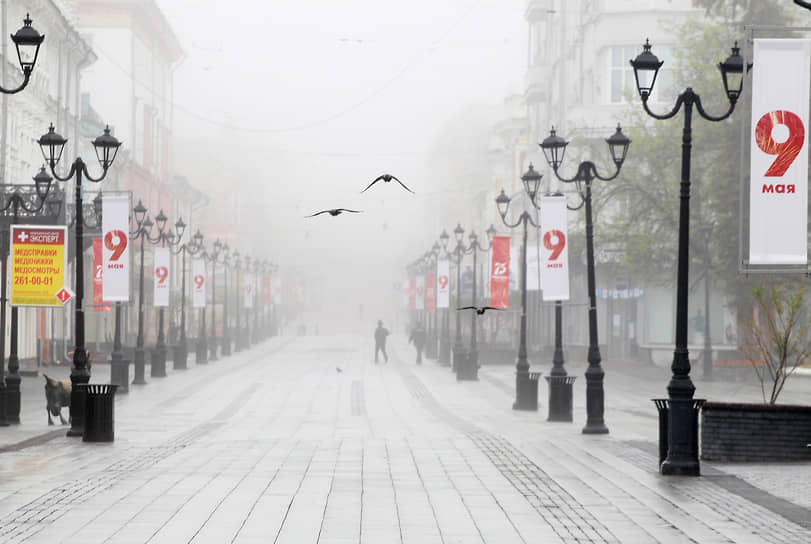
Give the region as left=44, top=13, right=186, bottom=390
left=610, top=45, right=674, bottom=104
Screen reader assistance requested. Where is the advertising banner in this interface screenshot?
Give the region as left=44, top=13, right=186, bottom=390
left=425, top=272, right=436, bottom=312
left=436, top=260, right=450, bottom=308
left=153, top=247, right=170, bottom=307
left=10, top=225, right=69, bottom=306
left=490, top=235, right=510, bottom=308
left=192, top=258, right=206, bottom=308
left=408, top=277, right=416, bottom=309
left=101, top=195, right=130, bottom=301
left=749, top=39, right=811, bottom=265
left=415, top=275, right=425, bottom=310
left=540, top=195, right=570, bottom=301
left=92, top=238, right=112, bottom=311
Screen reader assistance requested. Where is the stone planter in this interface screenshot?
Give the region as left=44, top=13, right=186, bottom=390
left=701, top=401, right=811, bottom=462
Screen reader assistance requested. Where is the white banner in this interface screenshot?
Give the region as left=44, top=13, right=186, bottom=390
left=436, top=260, right=450, bottom=308
left=415, top=275, right=425, bottom=310
left=749, top=39, right=811, bottom=265
left=271, top=276, right=282, bottom=305
left=153, top=247, right=170, bottom=307
left=540, top=195, right=570, bottom=301
left=527, top=243, right=541, bottom=291
left=101, top=195, right=130, bottom=301
left=244, top=273, right=255, bottom=308
left=192, top=258, right=206, bottom=308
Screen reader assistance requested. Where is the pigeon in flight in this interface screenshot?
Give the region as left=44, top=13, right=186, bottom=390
left=361, top=174, right=414, bottom=194
left=457, top=306, right=502, bottom=315
left=305, top=208, right=362, bottom=218
left=336, top=367, right=343, bottom=373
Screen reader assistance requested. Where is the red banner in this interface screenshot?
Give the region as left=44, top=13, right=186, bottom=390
left=490, top=235, right=510, bottom=308
left=93, top=238, right=112, bottom=311
left=408, top=277, right=416, bottom=309
left=262, top=275, right=271, bottom=305
left=425, top=272, right=436, bottom=312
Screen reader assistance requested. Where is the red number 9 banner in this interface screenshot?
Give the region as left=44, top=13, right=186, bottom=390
left=155, top=266, right=168, bottom=285
left=438, top=275, right=449, bottom=289
left=104, top=229, right=128, bottom=261
left=755, top=110, right=805, bottom=177
left=543, top=229, right=566, bottom=261
left=194, top=275, right=204, bottom=289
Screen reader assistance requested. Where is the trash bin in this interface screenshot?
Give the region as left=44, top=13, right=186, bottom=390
left=513, top=371, right=541, bottom=411
left=83, top=384, right=118, bottom=442
left=546, top=375, right=576, bottom=422
left=456, top=349, right=480, bottom=381
left=652, top=398, right=705, bottom=466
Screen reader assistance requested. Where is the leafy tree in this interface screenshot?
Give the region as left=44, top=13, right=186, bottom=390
left=739, top=281, right=811, bottom=404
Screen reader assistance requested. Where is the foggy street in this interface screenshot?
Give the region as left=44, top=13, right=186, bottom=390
left=0, top=335, right=809, bottom=543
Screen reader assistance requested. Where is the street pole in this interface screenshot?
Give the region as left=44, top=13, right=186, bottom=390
left=631, top=40, right=742, bottom=475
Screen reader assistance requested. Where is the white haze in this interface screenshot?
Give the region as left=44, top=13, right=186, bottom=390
left=159, top=0, right=525, bottom=333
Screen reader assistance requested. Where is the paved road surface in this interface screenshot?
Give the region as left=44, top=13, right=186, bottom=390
left=0, top=334, right=808, bottom=543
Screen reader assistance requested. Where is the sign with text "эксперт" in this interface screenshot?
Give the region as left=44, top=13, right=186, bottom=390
left=10, top=225, right=69, bottom=306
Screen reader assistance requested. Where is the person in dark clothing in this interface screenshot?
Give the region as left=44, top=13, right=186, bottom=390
left=374, top=320, right=389, bottom=364
left=409, top=323, right=427, bottom=364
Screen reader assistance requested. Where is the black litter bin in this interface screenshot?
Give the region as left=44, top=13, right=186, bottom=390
left=652, top=398, right=705, bottom=467
left=83, top=384, right=118, bottom=442
left=513, top=371, right=541, bottom=411
left=546, top=375, right=576, bottom=422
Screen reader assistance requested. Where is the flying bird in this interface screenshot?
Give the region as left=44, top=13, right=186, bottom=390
left=361, top=174, right=414, bottom=194
left=336, top=367, right=343, bottom=373
left=305, top=208, right=362, bottom=218
left=457, top=306, right=502, bottom=315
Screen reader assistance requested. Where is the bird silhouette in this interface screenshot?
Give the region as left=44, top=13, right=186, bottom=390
left=457, top=306, right=502, bottom=315
left=305, top=208, right=362, bottom=218
left=361, top=174, right=414, bottom=194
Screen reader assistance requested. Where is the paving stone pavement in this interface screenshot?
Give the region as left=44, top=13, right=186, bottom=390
left=0, top=334, right=808, bottom=543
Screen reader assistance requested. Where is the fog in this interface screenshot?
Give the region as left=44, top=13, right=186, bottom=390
left=154, top=0, right=525, bottom=334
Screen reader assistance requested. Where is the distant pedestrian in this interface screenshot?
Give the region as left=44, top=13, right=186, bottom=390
left=374, top=320, right=389, bottom=364
left=409, top=323, right=426, bottom=365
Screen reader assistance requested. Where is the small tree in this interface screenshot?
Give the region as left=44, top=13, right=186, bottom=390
left=739, top=282, right=811, bottom=404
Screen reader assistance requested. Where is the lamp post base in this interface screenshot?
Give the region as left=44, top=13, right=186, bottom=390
left=209, top=338, right=218, bottom=361
left=4, top=376, right=21, bottom=423
left=457, top=348, right=479, bottom=381
left=67, top=375, right=89, bottom=437
left=110, top=352, right=129, bottom=394
left=151, top=346, right=167, bottom=377
left=196, top=339, right=208, bottom=364
left=0, top=385, right=8, bottom=426
left=451, top=343, right=466, bottom=374
left=132, top=347, right=147, bottom=385
left=221, top=335, right=232, bottom=357
left=582, top=364, right=609, bottom=434
left=173, top=342, right=188, bottom=370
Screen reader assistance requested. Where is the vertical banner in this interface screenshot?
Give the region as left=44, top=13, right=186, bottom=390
left=415, top=275, right=425, bottom=310
left=153, top=247, right=170, bottom=307
left=10, top=226, right=69, bottom=306
left=102, top=195, right=130, bottom=301
left=490, top=235, right=510, bottom=308
left=192, top=258, right=206, bottom=308
left=749, top=39, right=811, bottom=265
left=262, top=275, right=271, bottom=305
left=527, top=243, right=541, bottom=291
left=436, top=260, right=450, bottom=308
left=245, top=273, right=254, bottom=308
left=540, top=195, right=570, bottom=301
left=408, top=277, right=416, bottom=309
left=92, top=238, right=112, bottom=311
left=425, top=272, right=436, bottom=313
left=271, top=276, right=282, bottom=305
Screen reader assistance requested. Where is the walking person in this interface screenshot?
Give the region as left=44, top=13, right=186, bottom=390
left=374, top=320, right=389, bottom=364
left=409, top=322, right=426, bottom=365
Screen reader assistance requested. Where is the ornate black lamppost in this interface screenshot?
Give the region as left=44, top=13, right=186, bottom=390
left=253, top=259, right=261, bottom=343
left=194, top=237, right=209, bottom=365
left=540, top=124, right=631, bottom=432
left=38, top=123, right=121, bottom=437
left=207, top=240, right=225, bottom=360
left=172, top=229, right=203, bottom=369
left=129, top=201, right=159, bottom=384
left=0, top=170, right=58, bottom=424
left=458, top=226, right=496, bottom=380
left=440, top=224, right=467, bottom=373
left=495, top=165, right=543, bottom=410
left=436, top=233, right=454, bottom=366
left=630, top=39, right=743, bottom=475
left=151, top=216, right=185, bottom=377
left=0, top=15, right=44, bottom=95
left=233, top=251, right=243, bottom=352
left=220, top=246, right=232, bottom=355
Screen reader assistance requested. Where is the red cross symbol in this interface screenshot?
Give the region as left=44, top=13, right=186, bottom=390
left=16, top=231, right=28, bottom=242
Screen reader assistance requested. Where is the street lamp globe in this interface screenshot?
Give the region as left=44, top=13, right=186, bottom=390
left=142, top=216, right=154, bottom=235
left=174, top=218, right=187, bottom=240
left=92, top=126, right=122, bottom=170
left=719, top=42, right=744, bottom=101
left=439, top=229, right=450, bottom=251
left=486, top=224, right=496, bottom=243
left=495, top=189, right=511, bottom=218
left=453, top=223, right=464, bottom=243
left=32, top=166, right=52, bottom=199
left=606, top=124, right=631, bottom=167
left=155, top=209, right=168, bottom=233
left=521, top=164, right=543, bottom=201
left=37, top=124, right=67, bottom=168
left=133, top=200, right=147, bottom=226
left=540, top=128, right=569, bottom=171
left=11, top=15, right=44, bottom=75
left=630, top=39, right=664, bottom=100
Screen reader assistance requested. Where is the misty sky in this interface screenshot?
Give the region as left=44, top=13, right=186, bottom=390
left=155, top=0, right=526, bottom=330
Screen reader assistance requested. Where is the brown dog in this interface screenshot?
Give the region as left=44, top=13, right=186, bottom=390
left=44, top=374, right=71, bottom=425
